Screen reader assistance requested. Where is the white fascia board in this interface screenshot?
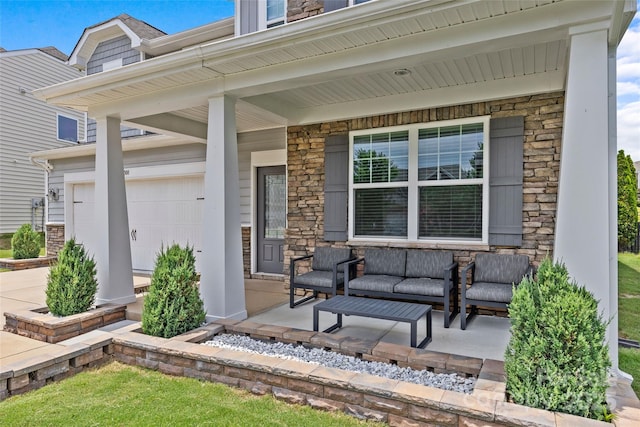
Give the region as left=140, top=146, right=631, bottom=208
left=30, top=134, right=191, bottom=161
left=138, top=18, right=234, bottom=55
left=282, top=70, right=567, bottom=125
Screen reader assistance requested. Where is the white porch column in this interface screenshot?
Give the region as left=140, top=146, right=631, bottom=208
left=554, top=25, right=618, bottom=369
left=94, top=116, right=135, bottom=305
left=200, top=95, right=247, bottom=321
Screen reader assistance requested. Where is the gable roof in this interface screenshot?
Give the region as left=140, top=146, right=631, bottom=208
left=37, top=47, right=69, bottom=62
left=85, top=13, right=166, bottom=40
left=0, top=46, right=68, bottom=62
left=69, top=13, right=166, bottom=70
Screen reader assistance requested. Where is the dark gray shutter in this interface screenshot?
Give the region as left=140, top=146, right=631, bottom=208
left=489, top=116, right=524, bottom=246
left=324, top=0, right=349, bottom=13
left=239, top=0, right=259, bottom=35
left=324, top=135, right=349, bottom=241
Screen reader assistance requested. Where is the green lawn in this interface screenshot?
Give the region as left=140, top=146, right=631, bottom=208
left=0, top=248, right=46, bottom=259
left=618, top=252, right=640, bottom=397
left=0, top=231, right=45, bottom=258
left=0, top=362, right=379, bottom=427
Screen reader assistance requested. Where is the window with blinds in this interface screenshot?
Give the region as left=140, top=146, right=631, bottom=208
left=266, top=0, right=285, bottom=28
left=349, top=118, right=489, bottom=242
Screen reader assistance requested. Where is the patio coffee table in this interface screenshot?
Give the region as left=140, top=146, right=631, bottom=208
left=313, top=296, right=432, bottom=348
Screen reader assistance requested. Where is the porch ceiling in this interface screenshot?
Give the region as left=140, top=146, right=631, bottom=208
left=33, top=0, right=634, bottom=133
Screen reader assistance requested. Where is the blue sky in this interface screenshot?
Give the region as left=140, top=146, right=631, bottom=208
left=1, top=0, right=638, bottom=160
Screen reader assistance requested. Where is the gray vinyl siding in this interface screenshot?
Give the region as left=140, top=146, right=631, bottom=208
left=237, top=128, right=287, bottom=224
left=84, top=34, right=144, bottom=142
left=47, top=156, right=96, bottom=221
left=86, top=118, right=142, bottom=143
left=0, top=51, right=84, bottom=233
left=239, top=0, right=259, bottom=35
left=86, top=35, right=141, bottom=75
left=48, top=128, right=285, bottom=226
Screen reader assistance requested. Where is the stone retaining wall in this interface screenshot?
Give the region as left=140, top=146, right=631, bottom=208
left=4, top=304, right=127, bottom=344
left=0, top=333, right=113, bottom=400
left=0, top=256, right=56, bottom=271
left=108, top=319, right=620, bottom=427
left=2, top=319, right=638, bottom=426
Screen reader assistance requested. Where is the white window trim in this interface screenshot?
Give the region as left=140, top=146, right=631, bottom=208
left=56, top=113, right=78, bottom=144
left=259, top=0, right=286, bottom=30
left=348, top=116, right=490, bottom=245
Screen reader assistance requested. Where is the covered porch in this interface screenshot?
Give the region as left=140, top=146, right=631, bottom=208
left=0, top=266, right=509, bottom=365
left=32, top=0, right=636, bottom=371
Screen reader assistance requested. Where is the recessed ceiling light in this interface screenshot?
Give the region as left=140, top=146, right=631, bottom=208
left=393, top=68, right=411, bottom=76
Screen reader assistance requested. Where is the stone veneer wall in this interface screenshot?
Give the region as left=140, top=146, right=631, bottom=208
left=285, top=93, right=564, bottom=291
left=287, top=0, right=323, bottom=23
left=242, top=226, right=251, bottom=278
left=46, top=223, right=65, bottom=256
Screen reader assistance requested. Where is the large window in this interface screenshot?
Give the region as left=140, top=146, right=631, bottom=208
left=57, top=114, right=78, bottom=143
left=349, top=118, right=489, bottom=243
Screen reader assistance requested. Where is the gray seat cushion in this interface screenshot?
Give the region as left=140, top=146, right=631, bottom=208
left=466, top=282, right=513, bottom=303
left=405, top=250, right=453, bottom=279
left=349, top=275, right=403, bottom=293
left=394, top=278, right=447, bottom=297
left=294, top=270, right=344, bottom=288
left=474, top=253, right=530, bottom=285
left=364, top=249, right=406, bottom=277
left=312, top=247, right=353, bottom=272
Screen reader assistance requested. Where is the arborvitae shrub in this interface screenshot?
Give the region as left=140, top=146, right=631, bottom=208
left=504, top=258, right=611, bottom=421
left=46, top=238, right=98, bottom=316
left=142, top=244, right=206, bottom=338
left=11, top=224, right=41, bottom=259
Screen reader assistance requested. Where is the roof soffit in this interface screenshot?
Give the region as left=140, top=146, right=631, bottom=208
left=38, top=0, right=627, bottom=116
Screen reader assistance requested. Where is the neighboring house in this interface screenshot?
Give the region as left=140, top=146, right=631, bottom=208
left=0, top=47, right=84, bottom=234
left=31, top=0, right=636, bottom=370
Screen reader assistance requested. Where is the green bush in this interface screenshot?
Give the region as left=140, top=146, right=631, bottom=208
left=46, top=238, right=98, bottom=316
left=142, top=244, right=206, bottom=338
left=504, top=259, right=611, bottom=420
left=11, top=224, right=41, bottom=259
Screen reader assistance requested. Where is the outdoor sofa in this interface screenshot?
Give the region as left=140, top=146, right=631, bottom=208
left=460, top=252, right=533, bottom=330
left=344, top=248, right=459, bottom=328
left=289, top=246, right=355, bottom=308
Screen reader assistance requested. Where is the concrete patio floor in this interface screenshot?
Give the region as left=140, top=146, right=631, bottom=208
left=0, top=266, right=510, bottom=366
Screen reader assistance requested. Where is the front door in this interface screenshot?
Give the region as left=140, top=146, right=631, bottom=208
left=257, top=166, right=286, bottom=274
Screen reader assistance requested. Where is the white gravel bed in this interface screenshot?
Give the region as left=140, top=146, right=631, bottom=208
left=203, top=334, right=475, bottom=394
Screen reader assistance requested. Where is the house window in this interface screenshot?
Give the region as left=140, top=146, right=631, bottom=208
left=57, top=114, right=78, bottom=143
left=266, top=0, right=285, bottom=28
left=349, top=117, right=489, bottom=243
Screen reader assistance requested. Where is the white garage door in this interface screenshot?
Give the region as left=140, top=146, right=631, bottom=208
left=72, top=176, right=204, bottom=273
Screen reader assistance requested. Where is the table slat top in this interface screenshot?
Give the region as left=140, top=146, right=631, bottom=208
left=314, top=296, right=431, bottom=321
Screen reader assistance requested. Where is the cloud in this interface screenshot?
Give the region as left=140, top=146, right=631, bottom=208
left=618, top=81, right=640, bottom=97
left=616, top=9, right=640, bottom=162
left=617, top=101, right=640, bottom=161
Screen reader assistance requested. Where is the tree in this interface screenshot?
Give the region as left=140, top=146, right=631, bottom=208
left=618, top=150, right=638, bottom=249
